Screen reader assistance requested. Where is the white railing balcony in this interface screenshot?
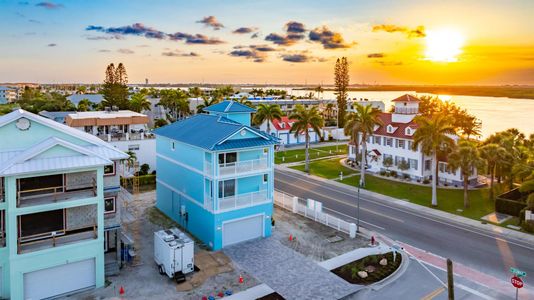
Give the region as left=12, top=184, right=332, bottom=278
left=218, top=159, right=269, bottom=177
left=217, top=190, right=269, bottom=211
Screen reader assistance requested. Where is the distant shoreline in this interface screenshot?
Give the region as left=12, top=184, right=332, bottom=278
left=297, top=85, right=534, bottom=100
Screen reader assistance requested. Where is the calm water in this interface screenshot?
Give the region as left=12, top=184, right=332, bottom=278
left=289, top=90, right=534, bottom=139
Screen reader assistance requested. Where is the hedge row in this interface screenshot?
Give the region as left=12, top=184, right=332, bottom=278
left=495, top=197, right=526, bottom=217
left=122, top=174, right=156, bottom=186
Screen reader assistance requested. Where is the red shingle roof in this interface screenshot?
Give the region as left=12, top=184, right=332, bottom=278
left=272, top=116, right=312, bottom=131
left=373, top=112, right=418, bottom=139
left=391, top=94, right=421, bottom=103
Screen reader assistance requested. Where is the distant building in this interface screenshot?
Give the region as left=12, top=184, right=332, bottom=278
left=38, top=111, right=73, bottom=124
left=0, top=109, right=129, bottom=299
left=65, top=110, right=156, bottom=172
left=154, top=101, right=278, bottom=250
left=348, top=94, right=478, bottom=186
left=259, top=116, right=319, bottom=146
left=0, top=86, right=17, bottom=104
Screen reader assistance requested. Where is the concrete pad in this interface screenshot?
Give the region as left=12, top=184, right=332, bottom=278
left=224, top=284, right=275, bottom=300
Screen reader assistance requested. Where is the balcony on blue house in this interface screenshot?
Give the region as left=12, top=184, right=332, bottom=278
left=204, top=148, right=271, bottom=178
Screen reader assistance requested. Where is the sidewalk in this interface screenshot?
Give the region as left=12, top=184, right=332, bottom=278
left=276, top=165, right=534, bottom=246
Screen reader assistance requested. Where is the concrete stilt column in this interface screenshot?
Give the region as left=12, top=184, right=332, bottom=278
left=349, top=223, right=357, bottom=238
left=292, top=196, right=298, bottom=214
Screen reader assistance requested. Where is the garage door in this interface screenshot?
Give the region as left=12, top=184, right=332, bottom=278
left=24, top=258, right=95, bottom=300
left=223, top=215, right=264, bottom=247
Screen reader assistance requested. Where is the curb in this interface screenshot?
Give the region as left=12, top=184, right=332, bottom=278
left=276, top=165, right=534, bottom=246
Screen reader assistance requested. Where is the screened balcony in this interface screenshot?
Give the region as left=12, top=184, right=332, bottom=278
left=17, top=205, right=98, bottom=254
left=16, top=171, right=97, bottom=208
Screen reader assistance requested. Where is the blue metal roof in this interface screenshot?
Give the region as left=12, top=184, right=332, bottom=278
left=153, top=114, right=277, bottom=151
left=204, top=100, right=256, bottom=113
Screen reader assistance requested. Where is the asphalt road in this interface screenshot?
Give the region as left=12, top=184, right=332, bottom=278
left=275, top=168, right=534, bottom=295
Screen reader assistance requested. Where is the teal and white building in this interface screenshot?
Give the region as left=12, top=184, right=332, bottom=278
left=154, top=101, right=278, bottom=251
left=0, top=109, right=128, bottom=299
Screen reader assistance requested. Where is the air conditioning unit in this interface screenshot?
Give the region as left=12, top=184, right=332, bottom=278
left=154, top=228, right=194, bottom=283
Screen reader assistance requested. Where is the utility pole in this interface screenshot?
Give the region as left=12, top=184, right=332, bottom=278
left=447, top=258, right=454, bottom=300
left=356, top=182, right=360, bottom=232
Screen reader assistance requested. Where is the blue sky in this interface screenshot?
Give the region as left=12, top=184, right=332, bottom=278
left=1, top=0, right=533, bottom=84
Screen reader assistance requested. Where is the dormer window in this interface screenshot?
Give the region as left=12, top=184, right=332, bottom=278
left=280, top=123, right=285, bottom=129
left=386, top=125, right=397, bottom=133
left=405, top=127, right=414, bottom=136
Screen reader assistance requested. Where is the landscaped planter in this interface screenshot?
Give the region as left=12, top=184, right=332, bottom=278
left=331, top=252, right=402, bottom=285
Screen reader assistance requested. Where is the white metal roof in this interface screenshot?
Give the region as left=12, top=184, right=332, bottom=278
left=67, top=110, right=146, bottom=119
left=1, top=156, right=111, bottom=177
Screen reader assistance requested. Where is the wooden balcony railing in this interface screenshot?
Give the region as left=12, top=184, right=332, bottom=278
left=17, top=225, right=97, bottom=254
left=17, top=178, right=96, bottom=207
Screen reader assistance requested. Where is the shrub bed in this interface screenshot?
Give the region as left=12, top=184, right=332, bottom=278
left=331, top=252, right=402, bottom=285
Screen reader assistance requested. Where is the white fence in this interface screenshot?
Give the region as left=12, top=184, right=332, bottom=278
left=274, top=189, right=355, bottom=237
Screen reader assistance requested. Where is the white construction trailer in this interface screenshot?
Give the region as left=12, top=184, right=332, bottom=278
left=154, top=228, right=195, bottom=282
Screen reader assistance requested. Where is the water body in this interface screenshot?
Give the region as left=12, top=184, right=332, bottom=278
left=290, top=90, right=534, bottom=139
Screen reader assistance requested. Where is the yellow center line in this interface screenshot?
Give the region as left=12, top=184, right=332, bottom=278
left=421, top=287, right=446, bottom=300
left=276, top=177, right=404, bottom=223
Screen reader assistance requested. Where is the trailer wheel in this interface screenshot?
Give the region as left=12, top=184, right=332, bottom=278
left=158, top=264, right=165, bottom=275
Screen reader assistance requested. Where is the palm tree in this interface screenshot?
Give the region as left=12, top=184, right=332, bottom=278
left=314, top=86, right=324, bottom=99
left=159, top=89, right=189, bottom=119
left=344, top=104, right=383, bottom=187
left=237, top=95, right=253, bottom=107
left=129, top=93, right=151, bottom=113
left=196, top=96, right=220, bottom=114
left=412, top=114, right=456, bottom=206
left=253, top=104, right=283, bottom=133
left=289, top=105, right=324, bottom=173
left=77, top=99, right=93, bottom=112
left=188, top=87, right=204, bottom=99
left=448, top=140, right=485, bottom=208
left=324, top=103, right=335, bottom=120
left=480, top=143, right=507, bottom=200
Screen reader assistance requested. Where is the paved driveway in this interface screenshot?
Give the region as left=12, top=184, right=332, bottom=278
left=224, top=237, right=362, bottom=300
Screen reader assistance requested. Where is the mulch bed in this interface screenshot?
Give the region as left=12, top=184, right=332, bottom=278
left=331, top=252, right=402, bottom=285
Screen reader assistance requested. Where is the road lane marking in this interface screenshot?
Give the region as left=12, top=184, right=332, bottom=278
left=276, top=177, right=404, bottom=223
left=421, top=287, right=445, bottom=300
left=275, top=170, right=534, bottom=251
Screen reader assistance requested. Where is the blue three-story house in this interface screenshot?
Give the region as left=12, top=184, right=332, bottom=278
left=154, top=101, right=278, bottom=250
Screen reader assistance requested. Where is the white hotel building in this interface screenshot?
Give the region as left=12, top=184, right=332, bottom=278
left=348, top=94, right=478, bottom=186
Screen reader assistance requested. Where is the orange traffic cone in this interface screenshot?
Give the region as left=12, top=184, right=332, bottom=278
left=239, top=275, right=244, bottom=284
left=119, top=286, right=125, bottom=295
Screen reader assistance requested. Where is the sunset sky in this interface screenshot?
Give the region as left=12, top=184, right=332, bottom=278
left=1, top=0, right=533, bottom=85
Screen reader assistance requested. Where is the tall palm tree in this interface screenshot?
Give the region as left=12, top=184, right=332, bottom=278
left=77, top=99, right=93, bottom=112
left=196, top=96, right=220, bottom=114
left=344, top=104, right=383, bottom=187
left=129, top=93, right=151, bottom=113
left=159, top=89, right=189, bottom=119
left=412, top=114, right=456, bottom=206
left=253, top=104, right=283, bottom=133
left=289, top=105, right=324, bottom=173
left=187, top=86, right=204, bottom=99
left=314, top=86, right=324, bottom=99
left=324, top=103, right=335, bottom=119
left=480, top=143, right=507, bottom=200
left=237, top=95, right=253, bottom=107
left=448, top=140, right=485, bottom=208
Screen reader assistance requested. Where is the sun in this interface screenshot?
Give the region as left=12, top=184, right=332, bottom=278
left=424, top=28, right=465, bottom=62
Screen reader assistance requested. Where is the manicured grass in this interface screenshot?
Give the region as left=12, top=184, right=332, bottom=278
left=291, top=157, right=357, bottom=179
left=292, top=158, right=505, bottom=220
left=275, top=144, right=347, bottom=164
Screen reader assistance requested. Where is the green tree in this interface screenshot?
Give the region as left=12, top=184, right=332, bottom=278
left=237, top=95, right=253, bottom=107
left=383, top=156, right=393, bottom=171
left=159, top=89, right=190, bottom=120
left=188, top=87, right=204, bottom=98
left=480, top=143, right=508, bottom=200
left=412, top=114, right=456, bottom=206
left=101, top=63, right=129, bottom=109
left=289, top=105, right=324, bottom=173
left=314, top=85, right=324, bottom=100
left=196, top=96, right=220, bottom=114
left=154, top=118, right=169, bottom=128
left=344, top=104, right=383, bottom=187
left=253, top=104, right=283, bottom=133
left=77, top=99, right=93, bottom=112
left=448, top=140, right=486, bottom=208
left=334, top=57, right=349, bottom=128
left=398, top=160, right=410, bottom=174
left=129, top=93, right=151, bottom=113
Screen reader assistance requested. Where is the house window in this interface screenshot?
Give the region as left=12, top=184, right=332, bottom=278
left=171, top=141, right=175, bottom=151
left=218, top=179, right=236, bottom=198
left=104, top=197, right=116, bottom=214
left=374, top=136, right=381, bottom=145
left=104, top=163, right=115, bottom=176
left=394, top=156, right=401, bottom=166
left=128, top=144, right=140, bottom=151
left=409, top=159, right=418, bottom=170
left=263, top=174, right=268, bottom=183
left=408, top=141, right=414, bottom=151
left=385, top=138, right=393, bottom=147
left=219, top=152, right=237, bottom=166
left=425, top=160, right=431, bottom=171
left=397, top=139, right=405, bottom=149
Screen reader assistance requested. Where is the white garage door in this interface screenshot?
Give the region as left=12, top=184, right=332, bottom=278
left=223, top=215, right=264, bottom=247
left=24, top=258, right=95, bottom=300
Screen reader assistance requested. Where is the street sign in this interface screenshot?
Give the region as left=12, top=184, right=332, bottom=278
left=511, top=276, right=523, bottom=289
left=510, top=267, right=527, bottom=278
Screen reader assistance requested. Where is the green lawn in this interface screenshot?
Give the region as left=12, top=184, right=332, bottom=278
left=290, top=158, right=505, bottom=221
left=275, top=144, right=347, bottom=164
left=291, top=157, right=357, bottom=179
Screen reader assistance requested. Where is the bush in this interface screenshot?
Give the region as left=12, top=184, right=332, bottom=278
left=403, top=174, right=410, bottom=180
left=423, top=179, right=430, bottom=184
left=379, top=170, right=386, bottom=176
left=390, top=171, right=397, bottom=178
left=139, top=163, right=150, bottom=175
left=522, top=220, right=534, bottom=233
left=495, top=197, right=527, bottom=217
